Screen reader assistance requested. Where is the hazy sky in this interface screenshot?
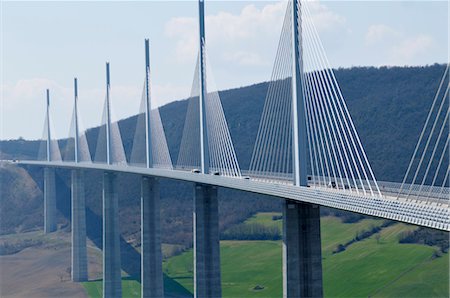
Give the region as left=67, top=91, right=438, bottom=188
left=1, top=0, right=448, bottom=140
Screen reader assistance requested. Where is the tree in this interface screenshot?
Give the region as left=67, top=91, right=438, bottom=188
left=375, top=234, right=381, bottom=244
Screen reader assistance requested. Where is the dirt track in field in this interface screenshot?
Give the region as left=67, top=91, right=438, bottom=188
left=0, top=232, right=102, bottom=298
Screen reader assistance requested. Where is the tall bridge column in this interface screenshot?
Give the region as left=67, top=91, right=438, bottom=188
left=141, top=176, right=164, bottom=298
left=283, top=201, right=323, bottom=298
left=103, top=171, right=122, bottom=298
left=193, top=184, right=221, bottom=298
left=44, top=167, right=56, bottom=233
left=71, top=170, right=88, bottom=282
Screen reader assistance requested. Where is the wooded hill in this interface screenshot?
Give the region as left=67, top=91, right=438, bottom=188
left=0, top=64, right=447, bottom=275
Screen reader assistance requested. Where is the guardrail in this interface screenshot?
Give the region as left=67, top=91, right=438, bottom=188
left=6, top=159, right=449, bottom=231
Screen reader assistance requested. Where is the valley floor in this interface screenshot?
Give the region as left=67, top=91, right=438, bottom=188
left=159, top=215, right=449, bottom=298
left=1, top=214, right=448, bottom=298
left=0, top=231, right=102, bottom=298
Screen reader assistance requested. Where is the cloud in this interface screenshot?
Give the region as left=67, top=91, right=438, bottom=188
left=152, top=83, right=190, bottom=107
left=305, top=1, right=346, bottom=32
left=165, top=16, right=198, bottom=62
left=1, top=76, right=192, bottom=140
left=223, top=51, right=267, bottom=66
left=391, top=35, right=434, bottom=62
left=365, top=24, right=399, bottom=45
left=3, top=79, right=69, bottom=108
left=165, top=0, right=346, bottom=65
left=2, top=78, right=153, bottom=139
left=364, top=24, right=435, bottom=64
left=2, top=79, right=72, bottom=140
left=164, top=2, right=287, bottom=64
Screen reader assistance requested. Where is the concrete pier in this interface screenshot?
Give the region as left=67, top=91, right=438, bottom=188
left=141, top=176, right=163, bottom=298
left=44, top=167, right=56, bottom=233
left=103, top=172, right=122, bottom=298
left=283, top=201, right=323, bottom=298
left=71, top=170, right=88, bottom=282
left=193, top=184, right=221, bottom=298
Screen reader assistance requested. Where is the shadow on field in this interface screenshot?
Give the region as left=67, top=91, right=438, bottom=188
left=54, top=171, right=191, bottom=297
left=82, top=275, right=192, bottom=297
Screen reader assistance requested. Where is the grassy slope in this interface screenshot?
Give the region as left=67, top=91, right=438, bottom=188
left=83, top=214, right=449, bottom=297
left=83, top=278, right=140, bottom=298
left=323, top=223, right=435, bottom=297
left=374, top=253, right=449, bottom=298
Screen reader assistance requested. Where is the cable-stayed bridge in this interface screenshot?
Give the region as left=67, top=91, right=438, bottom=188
left=3, top=0, right=449, bottom=297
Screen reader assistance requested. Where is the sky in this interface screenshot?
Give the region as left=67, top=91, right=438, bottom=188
left=1, top=0, right=449, bottom=140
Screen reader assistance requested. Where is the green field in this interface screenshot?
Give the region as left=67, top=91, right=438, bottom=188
left=83, top=213, right=449, bottom=297
left=83, top=277, right=140, bottom=298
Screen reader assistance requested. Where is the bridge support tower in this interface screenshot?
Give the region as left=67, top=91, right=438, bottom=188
left=43, top=89, right=57, bottom=234
left=71, top=170, right=88, bottom=282
left=283, top=201, right=323, bottom=297
left=44, top=167, right=56, bottom=233
left=141, top=176, right=164, bottom=297
left=193, top=184, right=221, bottom=298
left=103, top=172, right=122, bottom=297
left=284, top=0, right=323, bottom=296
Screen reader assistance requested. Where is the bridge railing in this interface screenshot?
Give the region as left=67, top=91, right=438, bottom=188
left=377, top=181, right=449, bottom=202
left=310, top=176, right=449, bottom=203
left=240, top=171, right=449, bottom=203
left=241, top=170, right=294, bottom=185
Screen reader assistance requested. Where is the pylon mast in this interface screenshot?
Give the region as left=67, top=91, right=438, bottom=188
left=198, top=0, right=209, bottom=174
left=144, top=39, right=153, bottom=168
left=291, top=0, right=308, bottom=186
left=74, top=78, right=79, bottom=163
left=46, top=89, right=51, bottom=162
left=106, top=62, right=112, bottom=165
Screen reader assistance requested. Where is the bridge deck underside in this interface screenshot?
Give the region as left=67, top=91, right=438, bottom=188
left=13, top=160, right=450, bottom=231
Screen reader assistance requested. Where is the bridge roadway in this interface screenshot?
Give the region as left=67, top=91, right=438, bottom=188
left=11, top=160, right=449, bottom=231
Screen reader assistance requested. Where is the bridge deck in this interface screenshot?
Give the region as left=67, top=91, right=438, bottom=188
left=7, top=160, right=450, bottom=231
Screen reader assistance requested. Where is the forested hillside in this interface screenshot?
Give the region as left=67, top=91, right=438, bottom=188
left=0, top=64, right=447, bottom=276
